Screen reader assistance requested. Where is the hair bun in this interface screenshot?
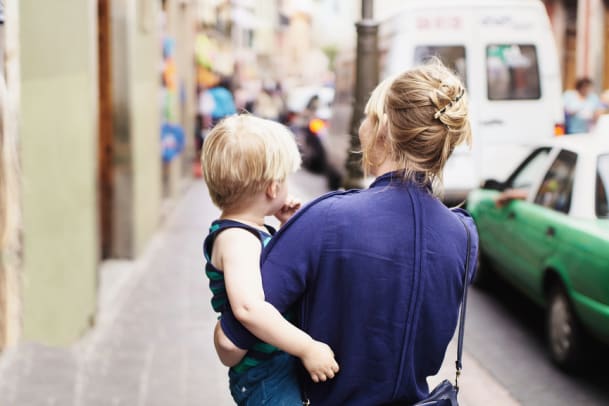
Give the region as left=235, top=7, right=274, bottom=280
left=383, top=61, right=472, bottom=189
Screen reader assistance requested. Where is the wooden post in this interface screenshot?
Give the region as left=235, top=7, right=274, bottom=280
left=98, top=0, right=114, bottom=259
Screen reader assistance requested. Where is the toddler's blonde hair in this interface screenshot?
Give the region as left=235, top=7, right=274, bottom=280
left=201, top=114, right=301, bottom=209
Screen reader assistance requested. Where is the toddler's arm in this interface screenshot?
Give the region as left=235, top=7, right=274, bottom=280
left=215, top=228, right=339, bottom=382
left=214, top=320, right=247, bottom=367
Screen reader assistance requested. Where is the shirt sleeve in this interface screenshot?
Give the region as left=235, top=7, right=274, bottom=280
left=218, top=196, right=332, bottom=349
left=563, top=91, right=582, bottom=114
left=260, top=198, right=328, bottom=312
left=452, top=208, right=480, bottom=283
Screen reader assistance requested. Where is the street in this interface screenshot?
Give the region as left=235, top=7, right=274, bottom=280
left=466, top=277, right=609, bottom=405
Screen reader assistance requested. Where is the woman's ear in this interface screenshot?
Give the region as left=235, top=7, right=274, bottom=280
left=377, top=118, right=388, bottom=143
left=265, top=181, right=279, bottom=199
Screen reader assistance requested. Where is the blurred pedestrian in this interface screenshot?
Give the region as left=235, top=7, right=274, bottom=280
left=563, top=77, right=601, bottom=134
left=201, top=115, right=339, bottom=405
left=195, top=76, right=237, bottom=177
left=208, top=76, right=237, bottom=127
left=217, top=62, right=479, bottom=404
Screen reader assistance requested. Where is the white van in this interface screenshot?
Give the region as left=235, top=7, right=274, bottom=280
left=381, top=0, right=563, bottom=202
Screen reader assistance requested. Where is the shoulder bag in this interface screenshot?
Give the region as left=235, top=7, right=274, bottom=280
left=412, top=216, right=472, bottom=406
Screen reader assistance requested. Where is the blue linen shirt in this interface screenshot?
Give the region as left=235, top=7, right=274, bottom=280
left=221, top=172, right=479, bottom=405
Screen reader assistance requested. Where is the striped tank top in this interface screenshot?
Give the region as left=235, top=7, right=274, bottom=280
left=203, top=219, right=285, bottom=374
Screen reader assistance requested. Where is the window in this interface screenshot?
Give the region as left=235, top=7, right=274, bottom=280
left=507, top=147, right=551, bottom=191
left=534, top=150, right=578, bottom=214
left=414, top=46, right=467, bottom=86
left=596, top=154, right=609, bottom=218
left=487, top=44, right=541, bottom=100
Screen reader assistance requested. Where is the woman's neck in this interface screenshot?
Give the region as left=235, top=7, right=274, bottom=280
left=371, top=159, right=402, bottom=178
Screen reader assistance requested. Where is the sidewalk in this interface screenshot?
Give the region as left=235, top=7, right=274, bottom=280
left=0, top=173, right=519, bottom=406
left=0, top=180, right=232, bottom=406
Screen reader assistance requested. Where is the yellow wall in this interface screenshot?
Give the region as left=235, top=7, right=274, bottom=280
left=19, top=0, right=98, bottom=344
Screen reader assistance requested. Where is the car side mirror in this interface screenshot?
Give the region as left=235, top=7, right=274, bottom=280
left=482, top=179, right=505, bottom=191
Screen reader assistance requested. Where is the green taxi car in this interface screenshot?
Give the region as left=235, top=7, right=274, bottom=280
left=466, top=134, right=609, bottom=369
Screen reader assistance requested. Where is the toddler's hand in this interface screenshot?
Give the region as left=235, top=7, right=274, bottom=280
left=299, top=340, right=340, bottom=383
left=274, top=196, right=301, bottom=225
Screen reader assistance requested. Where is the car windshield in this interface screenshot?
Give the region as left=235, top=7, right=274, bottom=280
left=597, top=154, right=609, bottom=218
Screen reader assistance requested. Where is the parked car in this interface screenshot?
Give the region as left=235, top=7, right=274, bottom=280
left=466, top=132, right=609, bottom=369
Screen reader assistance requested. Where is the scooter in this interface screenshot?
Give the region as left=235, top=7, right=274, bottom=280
left=291, top=118, right=342, bottom=191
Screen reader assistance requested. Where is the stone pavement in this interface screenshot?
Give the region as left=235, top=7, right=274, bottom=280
left=0, top=172, right=519, bottom=406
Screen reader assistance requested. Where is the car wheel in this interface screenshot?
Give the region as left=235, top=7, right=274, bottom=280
left=546, top=286, right=584, bottom=370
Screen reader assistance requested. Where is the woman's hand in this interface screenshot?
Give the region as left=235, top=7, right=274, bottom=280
left=274, top=196, right=302, bottom=225
left=298, top=340, right=340, bottom=383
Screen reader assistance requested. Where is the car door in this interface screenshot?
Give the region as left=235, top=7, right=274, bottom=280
left=477, top=147, right=551, bottom=274
left=503, top=149, right=578, bottom=298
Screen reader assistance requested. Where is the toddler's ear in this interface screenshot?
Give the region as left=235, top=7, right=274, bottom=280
left=265, top=181, right=279, bottom=199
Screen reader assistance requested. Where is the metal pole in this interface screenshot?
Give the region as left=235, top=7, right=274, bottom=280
left=344, top=0, right=378, bottom=188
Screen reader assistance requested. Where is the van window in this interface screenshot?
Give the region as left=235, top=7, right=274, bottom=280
left=414, top=46, right=467, bottom=85
left=486, top=44, right=541, bottom=100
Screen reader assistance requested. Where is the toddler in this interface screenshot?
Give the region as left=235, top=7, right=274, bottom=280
left=201, top=114, right=339, bottom=405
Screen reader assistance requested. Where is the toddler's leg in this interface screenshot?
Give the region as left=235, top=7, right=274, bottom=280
left=229, top=352, right=303, bottom=405
left=261, top=352, right=303, bottom=406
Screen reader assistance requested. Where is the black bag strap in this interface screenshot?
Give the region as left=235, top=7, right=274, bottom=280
left=454, top=216, right=472, bottom=391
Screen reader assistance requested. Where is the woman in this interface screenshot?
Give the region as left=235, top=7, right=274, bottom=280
left=563, top=77, right=601, bottom=134
left=218, top=62, right=479, bottom=405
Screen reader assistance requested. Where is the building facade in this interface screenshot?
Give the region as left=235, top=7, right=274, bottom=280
left=543, top=0, right=609, bottom=91
left=0, top=0, right=200, bottom=349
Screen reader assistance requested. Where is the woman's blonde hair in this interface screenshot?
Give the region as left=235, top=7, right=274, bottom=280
left=363, top=61, right=471, bottom=189
left=201, top=114, right=301, bottom=209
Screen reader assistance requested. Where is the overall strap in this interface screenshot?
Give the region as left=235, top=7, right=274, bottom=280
left=454, top=216, right=472, bottom=391
left=203, top=220, right=275, bottom=260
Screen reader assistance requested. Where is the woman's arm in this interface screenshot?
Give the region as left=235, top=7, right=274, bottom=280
left=214, top=320, right=247, bottom=367
left=215, top=228, right=339, bottom=382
